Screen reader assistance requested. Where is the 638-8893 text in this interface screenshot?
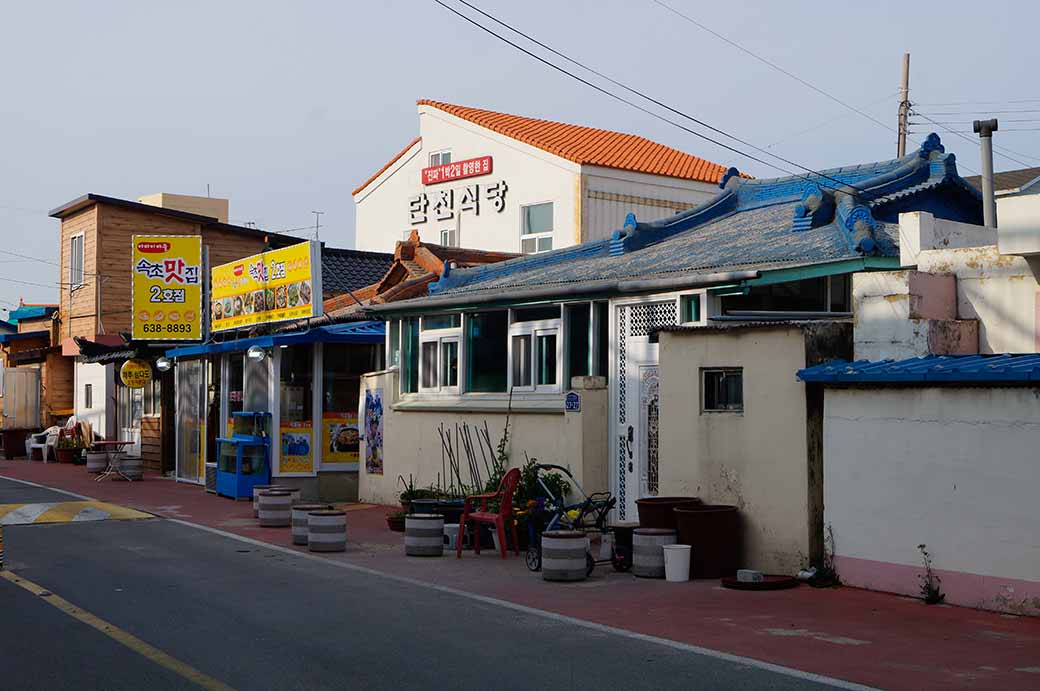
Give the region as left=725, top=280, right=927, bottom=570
left=140, top=322, right=193, bottom=334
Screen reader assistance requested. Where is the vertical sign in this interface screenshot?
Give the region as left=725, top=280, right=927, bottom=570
left=364, top=388, right=383, bottom=475
left=132, top=235, right=203, bottom=341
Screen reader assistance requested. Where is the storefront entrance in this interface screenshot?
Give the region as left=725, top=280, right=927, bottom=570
left=175, top=358, right=207, bottom=483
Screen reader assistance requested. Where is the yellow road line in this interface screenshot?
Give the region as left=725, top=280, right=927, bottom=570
left=0, top=501, right=153, bottom=524
left=1, top=570, right=235, bottom=691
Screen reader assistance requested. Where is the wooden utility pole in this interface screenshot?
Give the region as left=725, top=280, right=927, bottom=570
left=897, top=53, right=911, bottom=156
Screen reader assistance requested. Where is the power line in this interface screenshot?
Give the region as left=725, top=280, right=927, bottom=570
left=914, top=98, right=1040, bottom=107
left=917, top=109, right=1040, bottom=116
left=649, top=0, right=902, bottom=139
left=439, top=0, right=880, bottom=198
left=765, top=91, right=900, bottom=148
left=911, top=110, right=1034, bottom=168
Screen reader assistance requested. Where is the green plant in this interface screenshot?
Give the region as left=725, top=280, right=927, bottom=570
left=56, top=430, right=83, bottom=449
left=397, top=474, right=436, bottom=502
left=918, top=544, right=945, bottom=605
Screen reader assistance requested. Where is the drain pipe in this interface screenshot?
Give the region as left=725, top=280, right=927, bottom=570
left=972, top=118, right=999, bottom=228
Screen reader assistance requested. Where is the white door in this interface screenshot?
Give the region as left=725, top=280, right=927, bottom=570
left=118, top=385, right=143, bottom=457
left=613, top=300, right=676, bottom=521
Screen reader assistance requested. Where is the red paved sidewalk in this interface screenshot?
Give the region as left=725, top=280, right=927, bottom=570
left=3, top=458, right=1039, bottom=691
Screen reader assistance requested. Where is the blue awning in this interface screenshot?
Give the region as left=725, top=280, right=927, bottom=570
left=166, top=321, right=384, bottom=358
left=0, top=330, right=49, bottom=343
left=797, top=354, right=1040, bottom=384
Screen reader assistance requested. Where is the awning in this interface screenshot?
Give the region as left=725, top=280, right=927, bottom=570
left=165, top=320, right=385, bottom=358
left=0, top=330, right=48, bottom=343
left=797, top=353, right=1040, bottom=384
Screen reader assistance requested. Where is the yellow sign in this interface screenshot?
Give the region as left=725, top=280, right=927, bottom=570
left=280, top=421, right=313, bottom=474
left=322, top=412, right=359, bottom=464
left=131, top=235, right=203, bottom=341
left=210, top=241, right=321, bottom=333
left=120, top=359, right=152, bottom=389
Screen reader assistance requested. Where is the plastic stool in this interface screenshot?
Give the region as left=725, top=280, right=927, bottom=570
left=443, top=523, right=461, bottom=550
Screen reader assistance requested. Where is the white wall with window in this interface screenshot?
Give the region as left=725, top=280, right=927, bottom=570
left=74, top=360, right=115, bottom=439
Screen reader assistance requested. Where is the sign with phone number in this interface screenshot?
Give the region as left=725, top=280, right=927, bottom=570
left=131, top=235, right=203, bottom=341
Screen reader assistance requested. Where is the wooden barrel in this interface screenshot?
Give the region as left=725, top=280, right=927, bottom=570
left=308, top=510, right=347, bottom=552
left=542, top=530, right=589, bottom=582
left=86, top=452, right=107, bottom=474
left=291, top=504, right=331, bottom=545
left=405, top=514, right=445, bottom=557
left=632, top=528, right=676, bottom=578
left=258, top=490, right=292, bottom=527
left=115, top=456, right=143, bottom=481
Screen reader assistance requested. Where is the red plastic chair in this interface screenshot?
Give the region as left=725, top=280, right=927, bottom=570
left=457, top=468, right=521, bottom=559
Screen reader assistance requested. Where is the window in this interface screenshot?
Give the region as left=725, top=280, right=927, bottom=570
left=565, top=303, right=591, bottom=380
left=702, top=368, right=743, bottom=413
left=509, top=307, right=561, bottom=392
left=84, top=383, right=92, bottom=409
left=419, top=315, right=461, bottom=393
left=466, top=311, right=508, bottom=392
left=388, top=319, right=401, bottom=368
left=400, top=317, right=420, bottom=394
left=69, top=234, right=84, bottom=289
left=143, top=378, right=161, bottom=416
left=279, top=344, right=315, bottom=471
left=440, top=228, right=458, bottom=247
left=680, top=294, right=701, bottom=324
left=521, top=202, right=553, bottom=254
left=429, top=150, right=451, bottom=167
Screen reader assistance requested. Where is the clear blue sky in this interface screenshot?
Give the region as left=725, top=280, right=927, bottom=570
left=1, top=0, right=1037, bottom=309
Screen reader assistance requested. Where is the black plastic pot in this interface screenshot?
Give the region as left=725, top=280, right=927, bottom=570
left=635, top=496, right=702, bottom=530
left=673, top=504, right=740, bottom=579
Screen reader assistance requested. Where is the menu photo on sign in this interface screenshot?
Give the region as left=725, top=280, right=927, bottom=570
left=132, top=235, right=203, bottom=341
left=210, top=241, right=322, bottom=332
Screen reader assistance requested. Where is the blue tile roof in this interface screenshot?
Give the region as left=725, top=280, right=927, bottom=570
left=8, top=304, right=58, bottom=324
left=418, top=134, right=981, bottom=304
left=797, top=354, right=1040, bottom=384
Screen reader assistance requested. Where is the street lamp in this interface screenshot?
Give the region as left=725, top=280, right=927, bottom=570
left=246, top=346, right=267, bottom=362
left=155, top=356, right=173, bottom=372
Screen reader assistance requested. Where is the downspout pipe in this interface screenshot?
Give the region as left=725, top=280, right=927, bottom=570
left=973, top=118, right=999, bottom=228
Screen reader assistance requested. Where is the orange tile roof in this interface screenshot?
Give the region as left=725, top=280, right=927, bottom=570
left=352, top=136, right=422, bottom=196
left=417, top=100, right=732, bottom=184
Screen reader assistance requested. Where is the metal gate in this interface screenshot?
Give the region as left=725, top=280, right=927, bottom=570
left=614, top=300, right=676, bottom=521
left=2, top=367, right=40, bottom=430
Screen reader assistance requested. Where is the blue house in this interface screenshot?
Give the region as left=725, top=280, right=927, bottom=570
left=362, top=134, right=983, bottom=531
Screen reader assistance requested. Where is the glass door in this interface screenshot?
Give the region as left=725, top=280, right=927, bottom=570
left=117, top=384, right=143, bottom=457
left=175, top=358, right=207, bottom=483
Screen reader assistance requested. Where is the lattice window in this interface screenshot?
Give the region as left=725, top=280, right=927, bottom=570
left=617, top=434, right=628, bottom=520
left=617, top=307, right=627, bottom=424
left=646, top=399, right=659, bottom=496
left=628, top=301, right=677, bottom=337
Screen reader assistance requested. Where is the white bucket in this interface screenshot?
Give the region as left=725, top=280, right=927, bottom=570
left=663, top=544, right=691, bottom=582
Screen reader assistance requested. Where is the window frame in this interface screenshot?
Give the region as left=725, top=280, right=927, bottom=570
left=69, top=233, right=85, bottom=290
left=519, top=201, right=554, bottom=255
left=701, top=367, right=744, bottom=414
left=418, top=315, right=462, bottom=395
left=440, top=227, right=458, bottom=247
left=429, top=150, right=452, bottom=167
left=508, top=307, right=562, bottom=394
left=677, top=291, right=706, bottom=326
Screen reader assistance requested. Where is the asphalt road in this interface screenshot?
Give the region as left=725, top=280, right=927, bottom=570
left=0, top=478, right=859, bottom=691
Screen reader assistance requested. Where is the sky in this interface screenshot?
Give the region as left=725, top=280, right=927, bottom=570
left=2, top=0, right=1038, bottom=311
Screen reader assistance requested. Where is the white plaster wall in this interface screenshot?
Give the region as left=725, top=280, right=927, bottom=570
left=917, top=245, right=1040, bottom=353
left=354, top=105, right=581, bottom=254
left=74, top=361, right=114, bottom=439
left=824, top=387, right=1040, bottom=586
left=996, top=193, right=1040, bottom=255
left=358, top=370, right=608, bottom=506
left=658, top=328, right=811, bottom=573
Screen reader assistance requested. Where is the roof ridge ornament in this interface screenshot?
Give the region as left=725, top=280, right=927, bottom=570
left=919, top=133, right=945, bottom=159
left=835, top=192, right=878, bottom=254
left=719, top=166, right=742, bottom=190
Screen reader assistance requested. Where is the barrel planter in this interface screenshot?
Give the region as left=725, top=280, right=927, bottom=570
left=291, top=504, right=332, bottom=545
left=635, top=497, right=702, bottom=531
left=404, top=513, right=445, bottom=557
left=86, top=452, right=108, bottom=474
left=673, top=504, right=740, bottom=579
left=541, top=530, right=589, bottom=582
left=410, top=499, right=440, bottom=515
left=308, top=510, right=347, bottom=552
left=252, top=485, right=296, bottom=517
left=258, top=490, right=292, bottom=527
left=114, top=457, right=143, bottom=481
left=632, top=528, right=677, bottom=578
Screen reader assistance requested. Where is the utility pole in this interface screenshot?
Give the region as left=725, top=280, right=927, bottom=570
left=311, top=211, right=324, bottom=241
left=897, top=52, right=911, bottom=157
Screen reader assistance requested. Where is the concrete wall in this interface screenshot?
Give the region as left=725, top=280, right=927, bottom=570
left=358, top=370, right=608, bottom=506
left=823, top=387, right=1040, bottom=615
left=657, top=327, right=816, bottom=574
left=996, top=193, right=1040, bottom=255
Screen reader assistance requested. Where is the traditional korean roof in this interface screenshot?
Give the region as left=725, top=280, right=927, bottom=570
left=320, top=247, right=394, bottom=298
left=797, top=353, right=1040, bottom=384
left=367, top=134, right=982, bottom=313
left=964, top=167, right=1040, bottom=195
left=7, top=303, right=58, bottom=324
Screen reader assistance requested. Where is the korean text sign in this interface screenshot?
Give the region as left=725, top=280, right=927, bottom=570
left=210, top=241, right=321, bottom=332
left=132, top=235, right=203, bottom=341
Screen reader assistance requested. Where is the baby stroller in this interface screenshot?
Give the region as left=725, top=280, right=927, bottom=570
left=524, top=463, right=630, bottom=574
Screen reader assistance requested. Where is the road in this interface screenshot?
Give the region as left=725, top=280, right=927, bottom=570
left=0, top=477, right=864, bottom=691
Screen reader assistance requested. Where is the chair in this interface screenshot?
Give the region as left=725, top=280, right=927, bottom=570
left=457, top=468, right=522, bottom=559
left=28, top=426, right=60, bottom=463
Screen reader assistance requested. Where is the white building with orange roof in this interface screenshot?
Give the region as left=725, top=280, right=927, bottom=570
left=352, top=100, right=734, bottom=255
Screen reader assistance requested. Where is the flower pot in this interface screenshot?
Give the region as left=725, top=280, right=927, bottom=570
left=673, top=504, right=740, bottom=579
left=387, top=514, right=406, bottom=532
left=55, top=447, right=77, bottom=464
left=635, top=497, right=702, bottom=530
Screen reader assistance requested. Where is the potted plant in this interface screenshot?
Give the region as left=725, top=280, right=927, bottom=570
left=397, top=474, right=437, bottom=514
left=386, top=511, right=406, bottom=532
left=55, top=430, right=83, bottom=464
